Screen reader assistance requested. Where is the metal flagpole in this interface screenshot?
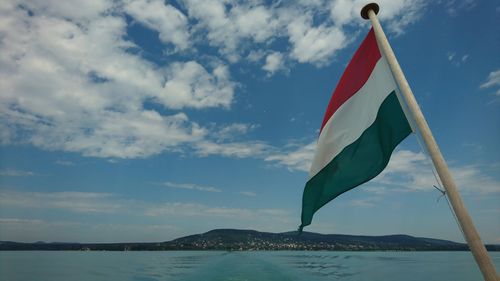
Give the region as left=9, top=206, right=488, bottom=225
left=360, top=3, right=499, bottom=281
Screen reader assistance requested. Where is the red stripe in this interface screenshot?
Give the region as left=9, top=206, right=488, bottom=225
left=320, top=28, right=381, bottom=132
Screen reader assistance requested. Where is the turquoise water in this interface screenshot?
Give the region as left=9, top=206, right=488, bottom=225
left=1, top=251, right=499, bottom=280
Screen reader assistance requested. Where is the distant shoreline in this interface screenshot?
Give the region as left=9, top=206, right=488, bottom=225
left=2, top=247, right=500, bottom=252
left=2, top=229, right=499, bottom=251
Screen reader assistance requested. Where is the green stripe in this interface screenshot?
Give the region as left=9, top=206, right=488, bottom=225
left=300, top=91, right=411, bottom=230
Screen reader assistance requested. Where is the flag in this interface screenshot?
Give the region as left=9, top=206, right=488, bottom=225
left=300, top=28, right=412, bottom=231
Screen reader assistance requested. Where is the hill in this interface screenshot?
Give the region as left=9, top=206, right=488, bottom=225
left=2, top=229, right=499, bottom=251
left=167, top=229, right=468, bottom=251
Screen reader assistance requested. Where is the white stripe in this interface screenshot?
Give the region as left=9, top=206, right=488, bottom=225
left=309, top=57, right=397, bottom=179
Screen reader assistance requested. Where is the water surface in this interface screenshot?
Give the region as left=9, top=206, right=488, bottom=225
left=1, top=251, right=499, bottom=280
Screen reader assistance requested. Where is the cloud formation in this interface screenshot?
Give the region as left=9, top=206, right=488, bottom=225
left=480, top=69, right=500, bottom=96
left=124, top=0, right=190, bottom=50
left=265, top=141, right=500, bottom=194
left=263, top=52, right=286, bottom=75
left=0, top=1, right=230, bottom=158
left=374, top=150, right=500, bottom=194
left=0, top=190, right=292, bottom=231
left=265, top=141, right=316, bottom=172
left=0, top=191, right=121, bottom=213
left=161, top=181, right=222, bottom=193
left=447, top=51, right=469, bottom=67
left=0, top=169, right=37, bottom=177
left=0, top=0, right=427, bottom=160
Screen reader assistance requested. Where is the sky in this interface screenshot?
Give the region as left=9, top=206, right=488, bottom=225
left=0, top=0, right=499, bottom=244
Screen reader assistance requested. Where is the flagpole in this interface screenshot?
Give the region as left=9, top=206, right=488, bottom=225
left=361, top=3, right=499, bottom=281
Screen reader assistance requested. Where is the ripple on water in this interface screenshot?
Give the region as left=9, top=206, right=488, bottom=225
left=0, top=251, right=495, bottom=281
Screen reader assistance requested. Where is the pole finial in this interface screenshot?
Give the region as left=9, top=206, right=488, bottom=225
left=361, top=3, right=379, bottom=20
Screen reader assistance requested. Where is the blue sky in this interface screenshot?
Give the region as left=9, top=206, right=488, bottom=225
left=0, top=0, right=499, bottom=244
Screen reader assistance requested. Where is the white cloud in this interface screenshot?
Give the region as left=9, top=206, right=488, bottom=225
left=124, top=0, right=190, bottom=50
left=447, top=52, right=456, bottom=61
left=263, top=52, right=286, bottom=75
left=240, top=191, right=257, bottom=197
left=161, top=181, right=222, bottom=193
left=381, top=150, right=427, bottom=175
left=362, top=185, right=391, bottom=195
left=0, top=0, right=428, bottom=160
left=261, top=141, right=500, bottom=194
left=0, top=218, right=45, bottom=224
left=182, top=0, right=426, bottom=64
left=374, top=149, right=440, bottom=192
left=0, top=2, right=233, bottom=158
left=160, top=61, right=236, bottom=109
left=447, top=51, right=469, bottom=67
left=0, top=190, right=290, bottom=222
left=0, top=217, right=181, bottom=243
left=191, top=137, right=315, bottom=172
left=181, top=0, right=235, bottom=53
left=0, top=169, right=37, bottom=177
left=374, top=150, right=500, bottom=194
left=10, top=109, right=204, bottom=158
left=348, top=196, right=382, bottom=207
left=480, top=69, right=500, bottom=96
left=445, top=0, right=477, bottom=16
left=17, top=0, right=114, bottom=21
left=264, top=141, right=316, bottom=172
left=0, top=191, right=122, bottom=213
left=246, top=50, right=267, bottom=62
left=231, top=4, right=279, bottom=43
left=216, top=123, right=259, bottom=140
left=330, top=0, right=360, bottom=26
left=146, top=202, right=289, bottom=220
left=55, top=160, right=74, bottom=166
left=194, top=140, right=272, bottom=159
left=377, top=0, right=426, bottom=35
left=181, top=0, right=280, bottom=61
left=286, top=14, right=347, bottom=65
left=449, top=165, right=500, bottom=194
left=329, top=0, right=426, bottom=35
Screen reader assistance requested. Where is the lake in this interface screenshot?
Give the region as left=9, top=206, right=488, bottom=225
left=1, top=251, right=499, bottom=280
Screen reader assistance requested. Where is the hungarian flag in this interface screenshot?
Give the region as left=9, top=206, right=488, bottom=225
left=300, top=28, right=412, bottom=231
